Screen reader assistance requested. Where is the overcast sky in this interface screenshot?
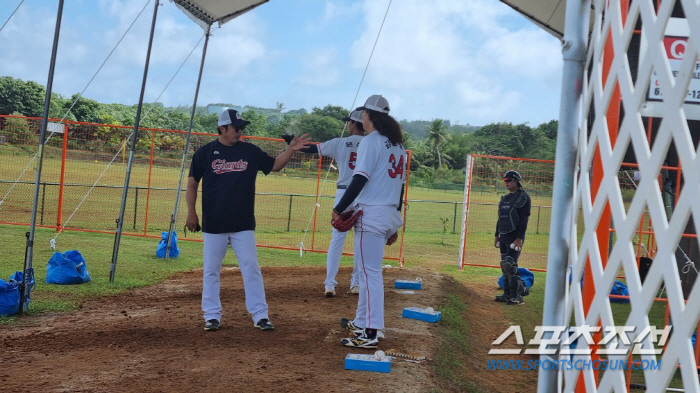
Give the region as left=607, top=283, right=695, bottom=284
left=0, top=0, right=563, bottom=127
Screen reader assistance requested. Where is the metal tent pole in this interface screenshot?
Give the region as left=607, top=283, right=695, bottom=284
left=164, top=24, right=211, bottom=259
left=537, top=0, right=590, bottom=391
left=110, top=0, right=160, bottom=282
left=20, top=0, right=64, bottom=314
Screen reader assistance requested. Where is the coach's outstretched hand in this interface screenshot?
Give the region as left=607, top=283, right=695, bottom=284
left=288, top=134, right=311, bottom=151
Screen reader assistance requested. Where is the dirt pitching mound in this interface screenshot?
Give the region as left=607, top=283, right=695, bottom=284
left=1, top=266, right=467, bottom=393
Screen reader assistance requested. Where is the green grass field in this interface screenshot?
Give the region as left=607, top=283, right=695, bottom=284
left=1, top=148, right=557, bottom=268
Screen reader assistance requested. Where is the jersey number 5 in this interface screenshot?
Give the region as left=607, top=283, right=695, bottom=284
left=388, top=154, right=404, bottom=179
left=349, top=152, right=357, bottom=170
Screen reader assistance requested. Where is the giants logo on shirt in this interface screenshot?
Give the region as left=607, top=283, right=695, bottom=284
left=212, top=159, right=248, bottom=174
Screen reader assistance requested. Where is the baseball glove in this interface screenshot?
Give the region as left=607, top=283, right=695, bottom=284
left=280, top=134, right=294, bottom=144
left=332, top=210, right=363, bottom=232
left=386, top=231, right=398, bottom=246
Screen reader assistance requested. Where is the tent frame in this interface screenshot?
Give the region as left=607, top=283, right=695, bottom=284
left=20, top=0, right=65, bottom=312
left=537, top=0, right=590, bottom=391
left=109, top=0, right=161, bottom=282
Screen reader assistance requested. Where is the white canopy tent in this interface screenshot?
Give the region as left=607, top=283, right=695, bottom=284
left=500, top=0, right=596, bottom=39
left=170, top=0, right=269, bottom=30
left=20, top=0, right=274, bottom=300
left=111, top=0, right=273, bottom=276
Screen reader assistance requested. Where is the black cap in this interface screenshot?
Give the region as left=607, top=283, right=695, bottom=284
left=218, top=109, right=251, bottom=127
left=503, top=170, right=522, bottom=188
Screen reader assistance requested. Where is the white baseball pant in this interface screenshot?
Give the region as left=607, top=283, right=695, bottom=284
left=325, top=188, right=359, bottom=291
left=351, top=205, right=402, bottom=330
left=202, top=231, right=269, bottom=324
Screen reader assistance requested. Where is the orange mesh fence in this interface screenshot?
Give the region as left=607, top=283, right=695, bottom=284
left=459, top=155, right=681, bottom=273
left=0, top=115, right=409, bottom=262
left=460, top=155, right=556, bottom=271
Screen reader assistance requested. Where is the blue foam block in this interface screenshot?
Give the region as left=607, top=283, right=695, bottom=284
left=344, top=354, right=392, bottom=373
left=394, top=279, right=422, bottom=290
left=402, top=307, right=441, bottom=322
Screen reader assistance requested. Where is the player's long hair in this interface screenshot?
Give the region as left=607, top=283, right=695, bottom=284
left=367, top=110, right=402, bottom=145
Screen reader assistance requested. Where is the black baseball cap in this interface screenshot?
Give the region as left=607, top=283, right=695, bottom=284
left=503, top=170, right=522, bottom=188
left=218, top=109, right=251, bottom=127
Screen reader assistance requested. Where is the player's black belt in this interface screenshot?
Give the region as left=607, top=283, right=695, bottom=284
left=337, top=185, right=348, bottom=189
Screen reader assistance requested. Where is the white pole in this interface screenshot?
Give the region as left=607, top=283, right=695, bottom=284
left=458, top=154, right=472, bottom=269
left=537, top=0, right=590, bottom=391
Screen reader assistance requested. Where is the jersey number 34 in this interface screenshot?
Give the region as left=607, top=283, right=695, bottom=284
left=388, top=154, right=405, bottom=179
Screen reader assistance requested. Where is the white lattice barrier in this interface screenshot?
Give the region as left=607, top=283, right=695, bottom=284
left=563, top=0, right=700, bottom=391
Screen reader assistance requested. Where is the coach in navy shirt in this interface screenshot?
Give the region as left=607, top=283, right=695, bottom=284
left=186, top=109, right=310, bottom=332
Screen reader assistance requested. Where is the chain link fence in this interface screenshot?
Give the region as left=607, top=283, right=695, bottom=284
left=0, top=115, right=414, bottom=262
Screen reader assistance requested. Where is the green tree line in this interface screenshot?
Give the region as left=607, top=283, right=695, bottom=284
left=0, top=76, right=558, bottom=187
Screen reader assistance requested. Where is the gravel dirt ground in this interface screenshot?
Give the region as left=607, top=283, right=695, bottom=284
left=1, top=265, right=489, bottom=393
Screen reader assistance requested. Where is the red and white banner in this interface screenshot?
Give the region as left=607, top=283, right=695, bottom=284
left=648, top=36, right=700, bottom=104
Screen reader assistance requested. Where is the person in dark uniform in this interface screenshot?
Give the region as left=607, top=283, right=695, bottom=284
left=494, top=170, right=531, bottom=305
left=186, top=109, right=311, bottom=332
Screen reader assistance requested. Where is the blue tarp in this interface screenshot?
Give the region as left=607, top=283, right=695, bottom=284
left=156, top=231, right=179, bottom=258
left=0, top=270, right=34, bottom=317
left=568, top=267, right=630, bottom=303
left=46, top=250, right=91, bottom=285
left=609, top=280, right=630, bottom=303
left=498, top=267, right=535, bottom=288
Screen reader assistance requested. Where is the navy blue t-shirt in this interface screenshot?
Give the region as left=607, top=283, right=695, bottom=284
left=188, top=139, right=275, bottom=233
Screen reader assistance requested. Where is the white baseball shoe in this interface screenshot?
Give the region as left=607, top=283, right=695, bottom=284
left=341, top=333, right=378, bottom=349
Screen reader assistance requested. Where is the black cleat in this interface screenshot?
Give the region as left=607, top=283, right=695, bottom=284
left=204, top=319, right=220, bottom=331
left=340, top=317, right=362, bottom=332
left=254, top=318, right=275, bottom=330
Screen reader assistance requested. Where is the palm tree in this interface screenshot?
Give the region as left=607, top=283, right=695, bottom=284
left=426, top=119, right=450, bottom=168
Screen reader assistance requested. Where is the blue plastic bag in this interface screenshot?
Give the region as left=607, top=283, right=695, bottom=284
left=609, top=280, right=630, bottom=303
left=569, top=266, right=630, bottom=303
left=497, top=267, right=535, bottom=289
left=0, top=278, right=20, bottom=317
left=46, top=250, right=92, bottom=285
left=156, top=231, right=179, bottom=258
left=0, top=270, right=34, bottom=317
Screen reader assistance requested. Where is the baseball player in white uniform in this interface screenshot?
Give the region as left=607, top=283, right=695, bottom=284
left=318, top=109, right=365, bottom=297
left=331, top=95, right=406, bottom=348
left=186, top=109, right=310, bottom=332
left=283, top=109, right=365, bottom=297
